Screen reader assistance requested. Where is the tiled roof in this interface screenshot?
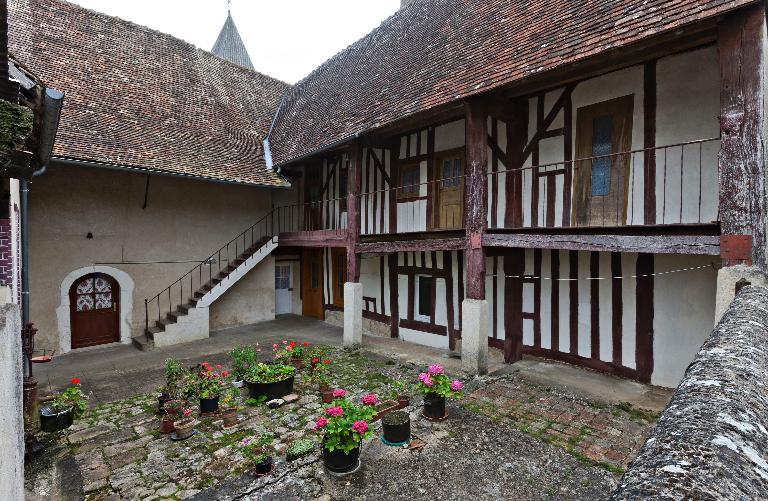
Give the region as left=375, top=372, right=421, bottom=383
left=8, top=0, right=290, bottom=186
left=268, top=0, right=756, bottom=166
left=212, top=12, right=255, bottom=71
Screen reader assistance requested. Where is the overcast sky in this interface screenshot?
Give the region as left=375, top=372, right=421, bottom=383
left=68, top=0, right=400, bottom=84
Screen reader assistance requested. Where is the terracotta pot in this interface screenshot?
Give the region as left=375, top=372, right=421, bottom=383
left=289, top=358, right=303, bottom=370
left=174, top=418, right=196, bottom=439
left=164, top=400, right=183, bottom=418
left=397, top=395, right=410, bottom=408
left=321, top=388, right=334, bottom=404
left=159, top=417, right=175, bottom=434
left=221, top=410, right=238, bottom=427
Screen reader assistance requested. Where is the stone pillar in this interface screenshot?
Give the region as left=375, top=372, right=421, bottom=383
left=343, top=282, right=362, bottom=348
left=461, top=299, right=488, bottom=374
left=0, top=303, right=23, bottom=500
left=714, top=265, right=768, bottom=324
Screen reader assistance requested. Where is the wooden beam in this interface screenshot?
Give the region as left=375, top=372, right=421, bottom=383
left=356, top=237, right=466, bottom=254
left=278, top=230, right=347, bottom=248
left=482, top=233, right=720, bottom=255
left=643, top=60, right=657, bottom=225
left=718, top=4, right=767, bottom=270
left=464, top=98, right=489, bottom=300
left=347, top=140, right=362, bottom=282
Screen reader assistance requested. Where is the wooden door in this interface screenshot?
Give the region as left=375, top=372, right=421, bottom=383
left=301, top=249, right=324, bottom=319
left=435, top=148, right=464, bottom=229
left=70, top=273, right=120, bottom=349
left=573, top=95, right=634, bottom=227
left=331, top=248, right=347, bottom=308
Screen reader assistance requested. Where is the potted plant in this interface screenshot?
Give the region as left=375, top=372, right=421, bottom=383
left=40, top=376, right=89, bottom=433
left=303, top=356, right=333, bottom=402
left=159, top=358, right=187, bottom=411
left=239, top=437, right=274, bottom=475
left=230, top=345, right=259, bottom=387
left=273, top=340, right=309, bottom=369
left=159, top=413, right=175, bottom=434
left=173, top=407, right=197, bottom=440
left=163, top=398, right=186, bottom=419
left=381, top=410, right=410, bottom=445
left=219, top=386, right=240, bottom=428
left=196, top=361, right=227, bottom=414
left=393, top=378, right=411, bottom=408
left=244, top=362, right=296, bottom=400
left=416, top=364, right=463, bottom=420
left=313, top=390, right=377, bottom=474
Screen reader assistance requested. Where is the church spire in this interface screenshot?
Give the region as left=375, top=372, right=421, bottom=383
left=211, top=5, right=254, bottom=71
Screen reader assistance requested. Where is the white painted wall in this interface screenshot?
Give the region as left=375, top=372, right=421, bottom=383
left=0, top=304, right=22, bottom=500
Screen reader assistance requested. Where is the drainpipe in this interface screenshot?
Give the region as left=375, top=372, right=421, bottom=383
left=20, top=87, right=63, bottom=324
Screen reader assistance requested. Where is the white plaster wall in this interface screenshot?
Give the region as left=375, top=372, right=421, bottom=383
left=154, top=305, right=209, bottom=348
left=434, top=120, right=465, bottom=152
left=652, top=254, right=717, bottom=388
left=360, top=255, right=389, bottom=316
left=0, top=304, right=22, bottom=500
left=656, top=46, right=720, bottom=224
left=209, top=255, right=275, bottom=330
left=29, top=163, right=275, bottom=352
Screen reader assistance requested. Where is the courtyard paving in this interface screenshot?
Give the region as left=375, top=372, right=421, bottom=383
left=25, top=316, right=666, bottom=500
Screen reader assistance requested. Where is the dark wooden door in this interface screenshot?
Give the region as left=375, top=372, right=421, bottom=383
left=301, top=249, right=324, bottom=319
left=70, top=273, right=120, bottom=349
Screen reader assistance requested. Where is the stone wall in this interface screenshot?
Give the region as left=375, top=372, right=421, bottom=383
left=611, top=286, right=768, bottom=500
left=0, top=303, right=22, bottom=499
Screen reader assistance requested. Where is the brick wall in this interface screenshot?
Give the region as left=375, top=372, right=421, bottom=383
left=0, top=218, right=12, bottom=288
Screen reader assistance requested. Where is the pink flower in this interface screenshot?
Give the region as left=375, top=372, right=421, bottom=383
left=286, top=345, right=293, bottom=352
left=332, top=388, right=347, bottom=398
left=282, top=340, right=288, bottom=345
left=351, top=420, right=368, bottom=434
left=428, top=364, right=444, bottom=376
left=450, top=380, right=463, bottom=391
left=272, top=343, right=278, bottom=349
left=422, top=376, right=434, bottom=387
left=314, top=417, right=328, bottom=430
left=274, top=354, right=280, bottom=359
left=361, top=394, right=378, bottom=406
left=182, top=408, right=193, bottom=418
left=418, top=372, right=429, bottom=382
left=325, top=406, right=343, bottom=417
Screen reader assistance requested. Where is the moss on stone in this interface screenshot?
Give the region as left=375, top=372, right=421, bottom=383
left=0, top=99, right=34, bottom=162
left=285, top=438, right=315, bottom=461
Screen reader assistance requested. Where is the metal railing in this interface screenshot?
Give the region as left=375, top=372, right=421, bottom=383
left=144, top=208, right=278, bottom=334
left=486, top=137, right=720, bottom=229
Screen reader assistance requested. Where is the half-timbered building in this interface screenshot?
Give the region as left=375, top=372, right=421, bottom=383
left=264, top=0, right=767, bottom=388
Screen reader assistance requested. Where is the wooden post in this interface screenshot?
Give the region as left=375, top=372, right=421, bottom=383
left=464, top=98, right=489, bottom=300
left=718, top=4, right=767, bottom=270
left=347, top=140, right=362, bottom=282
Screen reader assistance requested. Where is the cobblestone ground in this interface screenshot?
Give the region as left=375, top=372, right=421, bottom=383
left=25, top=348, right=657, bottom=500
left=463, top=377, right=658, bottom=473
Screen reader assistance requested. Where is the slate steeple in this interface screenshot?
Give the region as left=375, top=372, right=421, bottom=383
left=211, top=6, right=254, bottom=70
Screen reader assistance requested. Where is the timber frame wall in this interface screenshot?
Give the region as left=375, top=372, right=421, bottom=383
left=277, top=3, right=767, bottom=385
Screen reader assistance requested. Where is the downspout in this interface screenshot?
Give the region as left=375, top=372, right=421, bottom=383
left=21, top=87, right=63, bottom=324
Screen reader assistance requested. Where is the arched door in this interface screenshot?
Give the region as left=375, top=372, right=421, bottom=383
left=69, top=273, right=120, bottom=349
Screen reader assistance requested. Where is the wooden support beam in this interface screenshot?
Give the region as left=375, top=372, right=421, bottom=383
left=347, top=140, right=362, bottom=281
left=643, top=60, right=657, bottom=225
left=718, top=4, right=767, bottom=270
left=356, top=237, right=466, bottom=254
left=464, top=98, right=489, bottom=300
left=483, top=233, right=720, bottom=255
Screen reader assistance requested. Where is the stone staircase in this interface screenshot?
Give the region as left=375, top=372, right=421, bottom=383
left=133, top=235, right=278, bottom=351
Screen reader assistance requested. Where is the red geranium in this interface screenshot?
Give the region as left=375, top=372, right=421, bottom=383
left=71, top=376, right=80, bottom=385
left=323, top=359, right=330, bottom=365
left=311, top=357, right=320, bottom=365
left=303, top=342, right=309, bottom=347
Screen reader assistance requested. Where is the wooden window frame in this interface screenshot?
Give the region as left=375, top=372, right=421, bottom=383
left=397, top=162, right=421, bottom=201
left=331, top=248, right=347, bottom=308
left=572, top=95, right=634, bottom=226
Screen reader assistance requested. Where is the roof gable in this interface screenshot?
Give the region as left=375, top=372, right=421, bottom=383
left=212, top=12, right=255, bottom=71
left=9, top=0, right=289, bottom=186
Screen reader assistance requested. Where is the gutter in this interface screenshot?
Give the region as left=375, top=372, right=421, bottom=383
left=51, top=156, right=291, bottom=189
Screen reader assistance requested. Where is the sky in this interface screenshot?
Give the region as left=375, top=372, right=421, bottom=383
left=68, top=0, right=400, bottom=84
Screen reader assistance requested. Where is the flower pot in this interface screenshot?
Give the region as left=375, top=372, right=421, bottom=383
left=173, top=418, right=196, bottom=439
left=422, top=393, right=446, bottom=420
left=322, top=436, right=360, bottom=474
left=245, top=376, right=295, bottom=400
left=158, top=393, right=172, bottom=414
left=221, top=410, right=239, bottom=428
left=164, top=400, right=183, bottom=418
left=39, top=406, right=74, bottom=433
left=255, top=456, right=273, bottom=475
left=397, top=395, right=410, bottom=408
left=199, top=396, right=220, bottom=414
left=289, top=358, right=303, bottom=370
left=321, top=388, right=334, bottom=404
left=159, top=417, right=175, bottom=434
left=381, top=411, right=410, bottom=445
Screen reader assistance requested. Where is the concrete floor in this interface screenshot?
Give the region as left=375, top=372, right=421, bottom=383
left=34, top=314, right=672, bottom=411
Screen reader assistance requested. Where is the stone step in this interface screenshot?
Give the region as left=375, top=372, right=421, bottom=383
left=132, top=335, right=155, bottom=351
